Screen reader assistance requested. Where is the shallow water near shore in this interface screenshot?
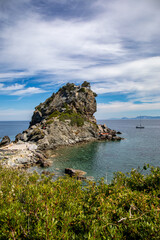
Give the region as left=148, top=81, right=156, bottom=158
left=32, top=119, right=160, bottom=183
left=1, top=120, right=160, bottom=183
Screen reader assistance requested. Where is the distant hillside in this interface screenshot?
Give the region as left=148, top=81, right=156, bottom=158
left=121, top=116, right=160, bottom=120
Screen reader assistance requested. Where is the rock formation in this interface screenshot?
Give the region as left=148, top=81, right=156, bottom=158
left=0, top=136, right=11, bottom=147
left=15, top=81, right=122, bottom=150
left=16, top=82, right=100, bottom=150
left=0, top=81, right=122, bottom=169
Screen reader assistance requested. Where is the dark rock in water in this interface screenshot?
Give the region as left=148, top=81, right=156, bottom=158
left=98, top=124, right=123, bottom=141
left=35, top=152, right=51, bottom=167
left=110, top=130, right=117, bottom=136
left=0, top=136, right=11, bottom=147
left=36, top=159, right=51, bottom=167
left=112, top=136, right=122, bottom=141
left=65, top=168, right=87, bottom=177
left=117, top=131, right=122, bottom=134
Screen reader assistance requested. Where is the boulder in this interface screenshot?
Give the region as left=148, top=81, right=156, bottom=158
left=28, top=128, right=45, bottom=142
left=65, top=168, right=87, bottom=177
left=110, top=130, right=117, bottom=136
left=0, top=136, right=11, bottom=147
left=35, top=152, right=51, bottom=167
left=15, top=133, right=22, bottom=142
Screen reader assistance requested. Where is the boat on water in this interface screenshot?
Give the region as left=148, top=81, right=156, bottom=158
left=136, top=117, right=144, bottom=129
left=136, top=125, right=144, bottom=129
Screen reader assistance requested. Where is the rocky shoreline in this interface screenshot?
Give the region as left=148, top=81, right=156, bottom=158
left=0, top=140, right=52, bottom=169
left=0, top=123, right=123, bottom=170
left=0, top=82, right=123, bottom=171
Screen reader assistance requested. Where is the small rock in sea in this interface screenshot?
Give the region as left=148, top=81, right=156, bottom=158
left=0, top=136, right=11, bottom=147
left=117, top=131, right=122, bottom=134
left=65, top=168, right=87, bottom=177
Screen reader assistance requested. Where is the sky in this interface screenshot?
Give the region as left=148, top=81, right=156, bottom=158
left=0, top=0, right=160, bottom=120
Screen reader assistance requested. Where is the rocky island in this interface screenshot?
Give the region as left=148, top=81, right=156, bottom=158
left=0, top=81, right=122, bottom=169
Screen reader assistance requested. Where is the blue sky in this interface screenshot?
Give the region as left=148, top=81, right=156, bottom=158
left=0, top=0, right=160, bottom=120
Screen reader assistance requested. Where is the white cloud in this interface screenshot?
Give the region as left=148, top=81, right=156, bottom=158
left=0, top=83, right=46, bottom=96
left=10, top=87, right=46, bottom=96
left=0, top=0, right=160, bottom=119
left=0, top=71, right=34, bottom=82
left=95, top=101, right=160, bottom=119
left=0, top=83, right=24, bottom=91
left=0, top=16, right=125, bottom=74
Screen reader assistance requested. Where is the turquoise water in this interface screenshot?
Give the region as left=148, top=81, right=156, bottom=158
left=1, top=120, right=160, bottom=183
left=45, top=119, right=160, bottom=183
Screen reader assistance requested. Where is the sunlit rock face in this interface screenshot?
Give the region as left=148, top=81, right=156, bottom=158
left=30, top=81, right=97, bottom=127
left=16, top=82, right=99, bottom=149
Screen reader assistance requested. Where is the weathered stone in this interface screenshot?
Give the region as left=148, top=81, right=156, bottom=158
left=65, top=168, right=87, bottom=177
left=36, top=152, right=51, bottom=167
left=38, top=160, right=51, bottom=168
left=30, top=82, right=97, bottom=128
left=0, top=136, right=11, bottom=147
left=16, top=157, right=28, bottom=164
left=30, top=110, right=42, bottom=126
left=28, top=128, right=45, bottom=142
left=110, top=130, right=117, bottom=136
left=15, top=133, right=22, bottom=142
left=35, top=152, right=47, bottom=161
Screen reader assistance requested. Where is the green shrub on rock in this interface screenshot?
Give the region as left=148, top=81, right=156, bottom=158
left=48, top=110, right=60, bottom=119
left=81, top=81, right=90, bottom=88
left=59, top=112, right=84, bottom=127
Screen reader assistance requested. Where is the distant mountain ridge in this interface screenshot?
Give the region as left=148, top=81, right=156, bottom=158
left=106, top=116, right=160, bottom=120
left=121, top=116, right=160, bottom=120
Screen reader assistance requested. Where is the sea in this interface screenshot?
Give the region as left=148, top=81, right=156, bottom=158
left=0, top=120, right=160, bottom=183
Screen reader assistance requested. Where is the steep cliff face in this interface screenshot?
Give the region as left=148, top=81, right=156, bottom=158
left=30, top=82, right=97, bottom=127
left=16, top=82, right=99, bottom=149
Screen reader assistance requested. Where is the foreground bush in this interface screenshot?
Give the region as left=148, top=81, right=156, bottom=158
left=0, top=165, right=160, bottom=239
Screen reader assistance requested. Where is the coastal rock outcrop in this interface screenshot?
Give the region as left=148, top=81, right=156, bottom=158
left=0, top=136, right=11, bottom=147
left=65, top=168, right=87, bottom=179
left=30, top=81, right=97, bottom=127
left=97, top=124, right=122, bottom=141
left=0, top=81, right=123, bottom=169
left=15, top=81, right=122, bottom=150
left=17, top=82, right=99, bottom=150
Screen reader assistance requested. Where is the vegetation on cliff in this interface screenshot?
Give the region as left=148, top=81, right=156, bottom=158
left=0, top=164, right=160, bottom=239
left=47, top=105, right=85, bottom=127
left=30, top=81, right=97, bottom=127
